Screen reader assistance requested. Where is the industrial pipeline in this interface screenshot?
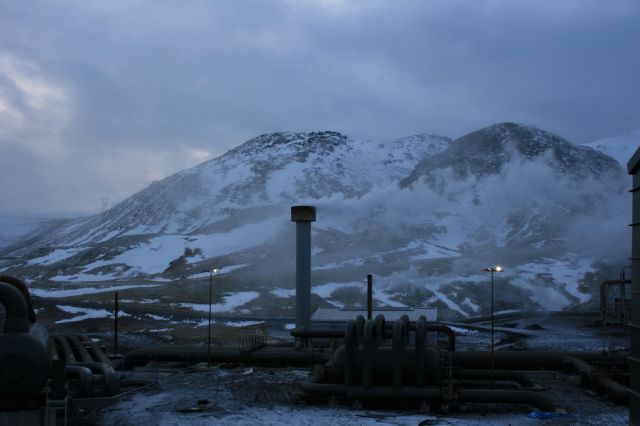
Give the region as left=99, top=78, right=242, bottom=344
left=0, top=276, right=120, bottom=408
left=0, top=277, right=50, bottom=403
left=302, top=314, right=630, bottom=410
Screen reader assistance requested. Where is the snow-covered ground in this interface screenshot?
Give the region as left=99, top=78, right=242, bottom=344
left=187, top=264, right=251, bottom=279
left=177, top=291, right=260, bottom=313
left=56, top=304, right=130, bottom=324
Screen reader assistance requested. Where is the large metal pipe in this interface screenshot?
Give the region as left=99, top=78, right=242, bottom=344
left=55, top=336, right=77, bottom=363
left=0, top=280, right=30, bottom=333
left=289, top=322, right=456, bottom=351
left=367, top=274, right=373, bottom=320
left=65, top=365, right=94, bottom=398
left=450, top=351, right=628, bottom=370
left=79, top=335, right=111, bottom=364
left=458, top=389, right=555, bottom=412
left=291, top=205, right=316, bottom=329
left=0, top=275, right=36, bottom=323
left=0, top=281, right=50, bottom=401
left=302, top=382, right=555, bottom=411
left=69, top=335, right=93, bottom=362
left=451, top=351, right=629, bottom=403
left=561, top=356, right=629, bottom=404
left=117, top=346, right=332, bottom=370
left=69, top=362, right=119, bottom=396
left=455, top=369, right=534, bottom=388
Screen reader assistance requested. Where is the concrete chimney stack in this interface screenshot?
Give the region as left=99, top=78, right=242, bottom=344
left=291, top=205, right=316, bottom=329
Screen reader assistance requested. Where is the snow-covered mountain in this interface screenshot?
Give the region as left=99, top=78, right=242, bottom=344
left=2, top=123, right=630, bottom=318
left=582, top=129, right=640, bottom=168
left=17, top=131, right=450, bottom=247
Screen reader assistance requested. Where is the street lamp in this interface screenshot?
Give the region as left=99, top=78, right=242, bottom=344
left=208, top=268, right=219, bottom=367
left=482, top=265, right=503, bottom=387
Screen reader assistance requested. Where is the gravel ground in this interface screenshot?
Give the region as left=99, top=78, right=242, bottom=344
left=83, top=364, right=628, bottom=426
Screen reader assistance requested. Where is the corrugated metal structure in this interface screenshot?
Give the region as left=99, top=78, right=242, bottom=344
left=628, top=147, right=640, bottom=425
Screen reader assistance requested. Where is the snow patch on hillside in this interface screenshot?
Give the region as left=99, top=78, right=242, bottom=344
left=177, top=291, right=260, bottom=313
left=583, top=129, right=640, bottom=167
left=27, top=247, right=84, bottom=265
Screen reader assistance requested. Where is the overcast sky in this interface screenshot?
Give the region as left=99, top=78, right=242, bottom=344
left=0, top=0, right=638, bottom=217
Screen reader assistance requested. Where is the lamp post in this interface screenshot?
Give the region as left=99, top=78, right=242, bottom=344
left=482, top=265, right=503, bottom=387
left=208, top=268, right=219, bottom=367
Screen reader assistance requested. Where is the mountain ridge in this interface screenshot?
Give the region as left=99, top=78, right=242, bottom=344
left=1, top=122, right=629, bottom=317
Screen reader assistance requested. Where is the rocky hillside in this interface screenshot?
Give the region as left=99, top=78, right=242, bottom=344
left=2, top=124, right=629, bottom=317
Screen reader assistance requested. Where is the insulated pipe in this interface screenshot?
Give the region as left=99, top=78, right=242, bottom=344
left=562, top=356, right=629, bottom=403
left=427, top=324, right=455, bottom=352
left=344, top=320, right=357, bottom=386
left=291, top=205, right=316, bottom=329
left=0, top=282, right=50, bottom=401
left=79, top=335, right=111, bottom=363
left=69, top=362, right=119, bottom=396
left=355, top=315, right=365, bottom=343
left=117, top=347, right=333, bottom=370
left=392, top=319, right=407, bottom=389
left=400, top=315, right=410, bottom=345
left=458, top=389, right=555, bottom=412
left=451, top=351, right=628, bottom=370
left=367, top=274, right=373, bottom=320
left=456, top=370, right=534, bottom=388
left=0, top=275, right=36, bottom=323
left=302, top=383, right=555, bottom=411
left=290, top=329, right=349, bottom=339
left=0, top=281, right=30, bottom=333
left=65, top=365, right=93, bottom=398
left=415, top=319, right=426, bottom=388
left=362, top=319, right=377, bottom=389
left=289, top=322, right=456, bottom=351
left=69, top=335, right=93, bottom=362
left=56, top=336, right=77, bottom=363
left=375, top=315, right=386, bottom=345
left=451, top=351, right=629, bottom=403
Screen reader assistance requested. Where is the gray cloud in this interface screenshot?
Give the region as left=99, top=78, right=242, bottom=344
left=0, top=0, right=638, bottom=216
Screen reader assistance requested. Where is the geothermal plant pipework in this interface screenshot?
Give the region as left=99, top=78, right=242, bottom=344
left=0, top=275, right=119, bottom=409
left=303, top=314, right=630, bottom=411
